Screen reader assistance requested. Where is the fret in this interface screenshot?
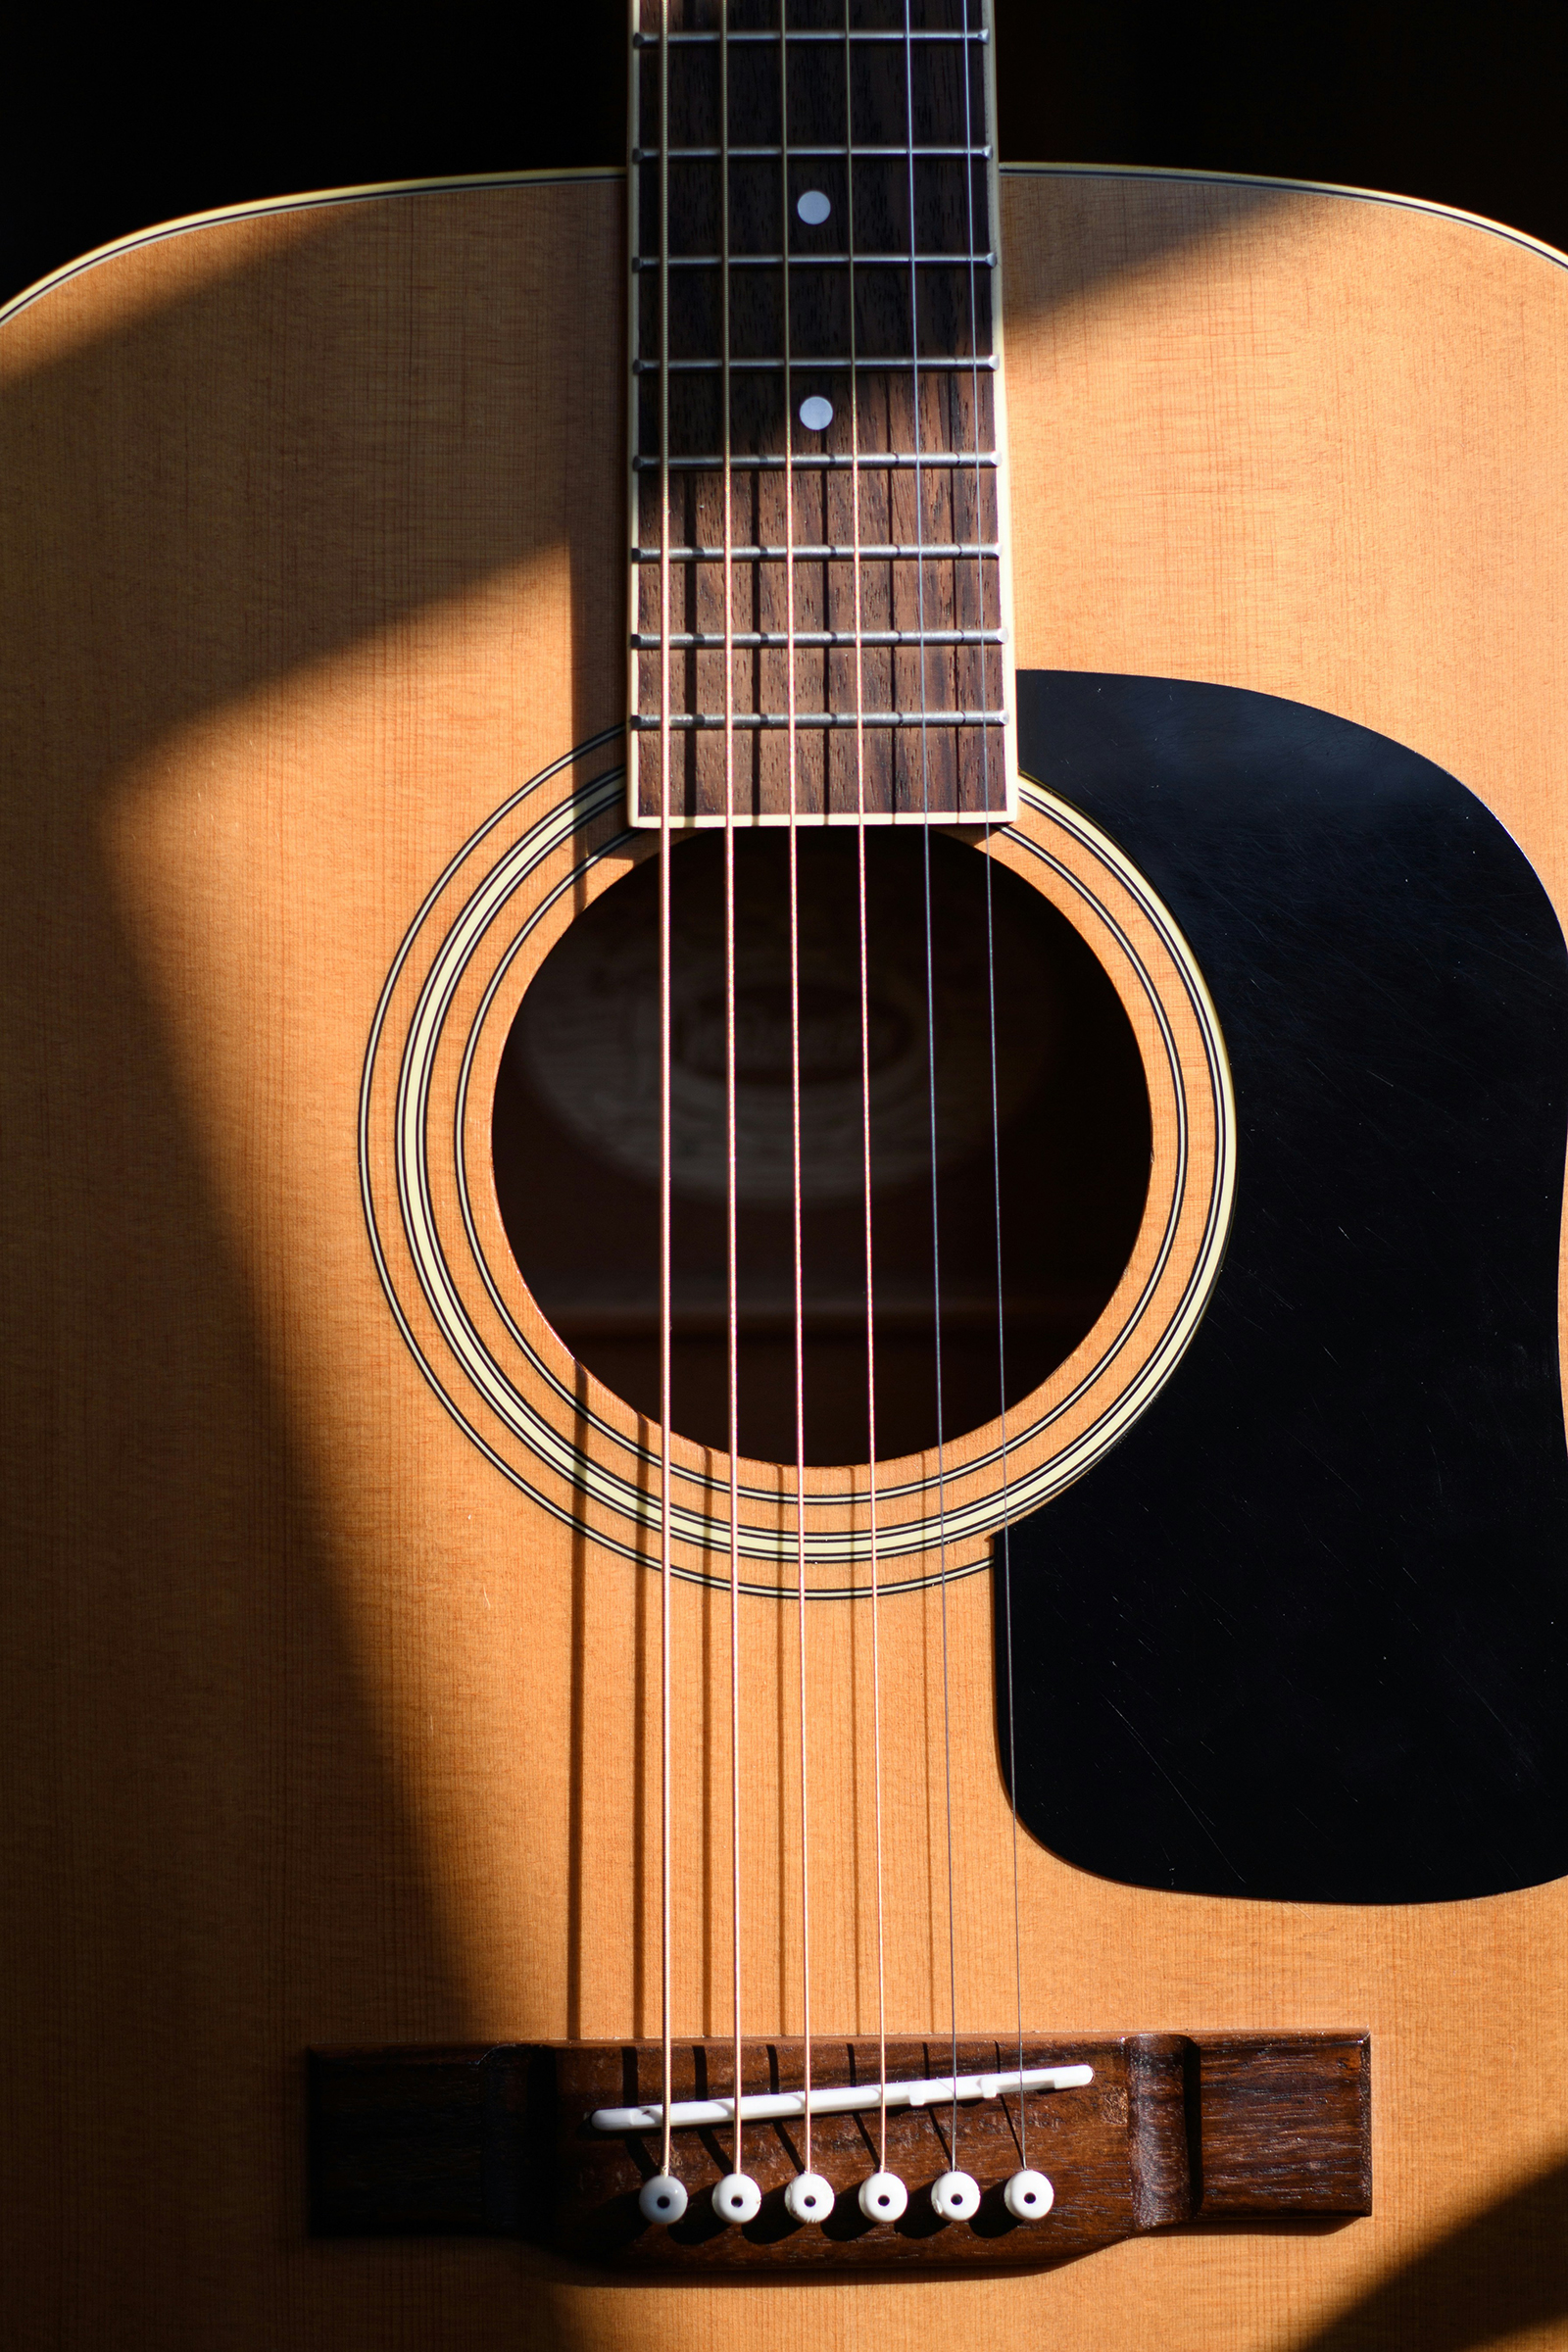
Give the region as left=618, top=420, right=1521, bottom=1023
left=633, top=540, right=1001, bottom=563
left=632, top=453, right=1000, bottom=472
left=633, top=28, right=991, bottom=44
left=633, top=144, right=992, bottom=161
left=631, top=711, right=1008, bottom=732
left=633, top=253, right=998, bottom=270
left=634, top=356, right=999, bottom=374
left=632, top=628, right=1005, bottom=650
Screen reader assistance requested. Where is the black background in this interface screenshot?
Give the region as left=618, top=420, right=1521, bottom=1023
left=4, top=1, right=1566, bottom=309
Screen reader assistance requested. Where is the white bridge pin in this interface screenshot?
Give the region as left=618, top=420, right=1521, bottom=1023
left=711, top=2173, right=762, bottom=2226
left=930, top=2170, right=981, bottom=2222
left=638, top=2174, right=688, bottom=2225
left=783, top=2171, right=835, bottom=2224
left=1004, top=2169, right=1054, bottom=2221
left=858, top=2171, right=908, bottom=2222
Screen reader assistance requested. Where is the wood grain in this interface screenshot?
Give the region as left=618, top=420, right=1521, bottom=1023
left=1126, top=2032, right=1195, bottom=2228
left=3, top=163, right=1568, bottom=2350
left=306, top=2031, right=1370, bottom=2265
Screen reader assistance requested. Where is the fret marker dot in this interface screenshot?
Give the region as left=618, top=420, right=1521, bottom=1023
left=797, top=189, right=831, bottom=225
left=799, top=395, right=834, bottom=433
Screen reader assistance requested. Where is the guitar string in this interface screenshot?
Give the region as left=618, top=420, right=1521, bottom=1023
left=959, top=0, right=1027, bottom=2166
left=652, top=0, right=989, bottom=2201
left=844, top=0, right=890, bottom=2182
left=778, top=0, right=815, bottom=2187
left=720, top=0, right=746, bottom=2189
left=656, top=0, right=675, bottom=2189
left=903, top=0, right=961, bottom=2175
left=650, top=0, right=998, bottom=2201
left=990, top=845, right=1025, bottom=2163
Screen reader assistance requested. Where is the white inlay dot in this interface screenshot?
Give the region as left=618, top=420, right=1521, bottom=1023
left=796, top=188, right=832, bottom=224
left=799, top=395, right=834, bottom=433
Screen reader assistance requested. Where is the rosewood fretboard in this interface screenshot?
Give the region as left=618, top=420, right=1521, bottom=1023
left=628, top=0, right=1016, bottom=824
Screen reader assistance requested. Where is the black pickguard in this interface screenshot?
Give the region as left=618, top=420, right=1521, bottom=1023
left=1000, top=670, right=1568, bottom=1902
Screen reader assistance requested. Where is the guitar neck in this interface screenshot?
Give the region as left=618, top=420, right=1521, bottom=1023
left=627, top=0, right=1016, bottom=825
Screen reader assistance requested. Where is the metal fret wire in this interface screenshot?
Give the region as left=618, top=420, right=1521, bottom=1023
left=779, top=0, right=813, bottom=2186
left=719, top=0, right=746, bottom=2188
left=654, top=0, right=675, bottom=2189
left=635, top=452, right=1001, bottom=469
left=635, top=142, right=991, bottom=158
left=635, top=538, right=998, bottom=558
left=631, top=709, right=1004, bottom=728
left=635, top=24, right=990, bottom=39
left=637, top=251, right=997, bottom=267
left=634, top=354, right=999, bottom=369
left=634, top=625, right=1003, bottom=647
left=960, top=0, right=997, bottom=839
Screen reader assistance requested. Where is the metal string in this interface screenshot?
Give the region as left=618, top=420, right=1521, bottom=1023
left=720, top=0, right=746, bottom=2186
left=960, top=0, right=1026, bottom=2161
left=655, top=0, right=675, bottom=2188
left=779, top=0, right=814, bottom=2182
left=903, top=0, right=960, bottom=2172
left=989, top=852, right=1025, bottom=2158
left=844, top=0, right=889, bottom=2180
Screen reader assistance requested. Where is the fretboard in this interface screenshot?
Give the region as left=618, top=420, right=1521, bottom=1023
left=628, top=0, right=1015, bottom=826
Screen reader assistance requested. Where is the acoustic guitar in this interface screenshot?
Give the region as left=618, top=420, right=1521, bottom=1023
left=5, top=0, right=1568, bottom=2344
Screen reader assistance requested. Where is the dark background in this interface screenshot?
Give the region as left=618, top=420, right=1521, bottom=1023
left=4, top=1, right=1565, bottom=309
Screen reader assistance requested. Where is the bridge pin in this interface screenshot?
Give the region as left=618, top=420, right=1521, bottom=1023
left=783, top=2172, right=836, bottom=2224
left=637, top=2174, right=688, bottom=2225
left=710, top=2173, right=762, bottom=2226
left=930, top=2170, right=981, bottom=2221
left=1004, top=2168, right=1054, bottom=2221
left=858, top=2171, right=908, bottom=2223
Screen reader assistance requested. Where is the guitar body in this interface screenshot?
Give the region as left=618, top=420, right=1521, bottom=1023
left=4, top=162, right=1568, bottom=2348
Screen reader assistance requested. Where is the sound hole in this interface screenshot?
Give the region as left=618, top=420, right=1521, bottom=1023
left=492, top=831, right=1151, bottom=1466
